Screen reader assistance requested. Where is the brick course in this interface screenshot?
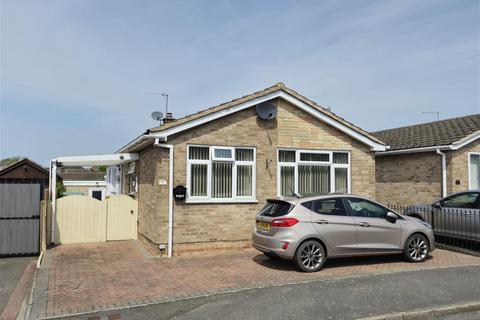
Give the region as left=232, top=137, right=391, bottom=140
left=137, top=98, right=377, bottom=255
left=375, top=139, right=480, bottom=206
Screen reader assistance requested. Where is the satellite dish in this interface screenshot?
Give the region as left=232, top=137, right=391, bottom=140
left=151, top=111, right=164, bottom=121
left=256, top=102, right=277, bottom=120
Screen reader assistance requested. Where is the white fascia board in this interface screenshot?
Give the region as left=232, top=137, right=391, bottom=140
left=375, top=145, right=450, bottom=156
left=63, top=180, right=107, bottom=186
left=55, top=153, right=139, bottom=166
left=451, top=130, right=480, bottom=150
left=147, top=90, right=386, bottom=151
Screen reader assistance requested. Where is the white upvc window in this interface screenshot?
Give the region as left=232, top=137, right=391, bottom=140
left=186, top=145, right=256, bottom=203
left=277, top=149, right=351, bottom=197
left=468, top=152, right=480, bottom=190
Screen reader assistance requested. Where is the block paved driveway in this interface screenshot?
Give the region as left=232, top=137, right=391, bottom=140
left=30, top=241, right=480, bottom=319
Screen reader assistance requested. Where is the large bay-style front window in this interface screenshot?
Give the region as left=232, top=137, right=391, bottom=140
left=187, top=145, right=256, bottom=202
left=469, top=152, right=480, bottom=190
left=278, top=149, right=350, bottom=197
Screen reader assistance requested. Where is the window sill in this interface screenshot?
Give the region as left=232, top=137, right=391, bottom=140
left=185, top=199, right=258, bottom=204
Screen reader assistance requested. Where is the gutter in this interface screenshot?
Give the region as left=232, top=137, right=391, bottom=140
left=153, top=139, right=174, bottom=258
left=436, top=148, right=447, bottom=197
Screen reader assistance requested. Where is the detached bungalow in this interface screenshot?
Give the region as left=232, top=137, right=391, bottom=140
left=374, top=114, right=480, bottom=206
left=118, top=83, right=387, bottom=256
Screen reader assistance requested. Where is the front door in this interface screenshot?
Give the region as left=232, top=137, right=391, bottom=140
left=306, top=197, right=358, bottom=255
left=345, top=197, right=402, bottom=252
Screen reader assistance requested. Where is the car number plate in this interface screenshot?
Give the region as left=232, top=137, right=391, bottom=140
left=257, top=221, right=271, bottom=231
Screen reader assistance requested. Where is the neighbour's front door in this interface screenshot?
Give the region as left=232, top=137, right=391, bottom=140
left=345, top=197, right=402, bottom=252
left=306, top=198, right=358, bottom=255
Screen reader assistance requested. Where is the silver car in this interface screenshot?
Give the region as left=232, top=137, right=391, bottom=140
left=404, top=191, right=480, bottom=241
left=252, top=195, right=435, bottom=272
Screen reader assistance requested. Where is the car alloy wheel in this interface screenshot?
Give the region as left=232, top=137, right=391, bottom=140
left=295, top=240, right=326, bottom=272
left=406, top=235, right=428, bottom=262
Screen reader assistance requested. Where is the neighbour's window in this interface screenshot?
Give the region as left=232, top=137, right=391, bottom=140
left=126, top=162, right=137, bottom=195
left=441, top=193, right=479, bottom=209
left=469, top=153, right=480, bottom=190
left=187, top=145, right=256, bottom=201
left=278, top=149, right=350, bottom=197
left=311, top=198, right=347, bottom=216
left=347, top=198, right=387, bottom=218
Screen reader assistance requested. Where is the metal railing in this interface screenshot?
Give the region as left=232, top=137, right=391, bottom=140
left=388, top=204, right=480, bottom=253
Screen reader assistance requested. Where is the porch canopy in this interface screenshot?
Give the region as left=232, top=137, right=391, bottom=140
left=49, top=153, right=139, bottom=242
left=55, top=153, right=138, bottom=167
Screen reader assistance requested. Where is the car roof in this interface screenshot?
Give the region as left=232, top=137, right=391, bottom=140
left=279, top=193, right=370, bottom=205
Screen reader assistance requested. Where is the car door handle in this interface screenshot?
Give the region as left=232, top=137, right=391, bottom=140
left=314, top=220, right=329, bottom=225
left=359, top=222, right=370, bottom=227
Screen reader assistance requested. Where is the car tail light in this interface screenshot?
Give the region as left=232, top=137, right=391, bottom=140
left=271, top=218, right=299, bottom=228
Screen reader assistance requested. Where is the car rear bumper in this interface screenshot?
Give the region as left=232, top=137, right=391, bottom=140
left=252, top=230, right=299, bottom=259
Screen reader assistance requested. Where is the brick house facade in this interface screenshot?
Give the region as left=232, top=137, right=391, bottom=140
left=374, top=115, right=480, bottom=206
left=119, top=83, right=386, bottom=256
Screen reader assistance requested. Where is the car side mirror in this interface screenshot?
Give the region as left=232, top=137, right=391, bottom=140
left=386, top=211, right=397, bottom=223
left=432, top=202, right=441, bottom=209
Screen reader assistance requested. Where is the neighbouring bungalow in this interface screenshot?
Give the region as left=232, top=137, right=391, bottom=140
left=0, top=158, right=51, bottom=199
left=58, top=166, right=108, bottom=200
left=117, top=83, right=387, bottom=256
left=373, top=114, right=480, bottom=206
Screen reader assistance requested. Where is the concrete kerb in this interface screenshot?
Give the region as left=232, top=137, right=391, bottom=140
left=358, top=301, right=480, bottom=320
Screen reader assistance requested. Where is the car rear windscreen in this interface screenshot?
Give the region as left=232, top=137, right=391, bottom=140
left=259, top=200, right=294, bottom=217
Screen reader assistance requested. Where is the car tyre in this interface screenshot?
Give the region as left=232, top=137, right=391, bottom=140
left=404, top=234, right=429, bottom=263
left=294, top=240, right=326, bottom=272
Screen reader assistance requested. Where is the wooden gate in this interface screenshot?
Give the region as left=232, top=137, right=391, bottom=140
left=106, top=195, right=137, bottom=241
left=55, top=195, right=137, bottom=244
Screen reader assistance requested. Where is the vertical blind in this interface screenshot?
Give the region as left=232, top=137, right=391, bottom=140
left=190, top=164, right=208, bottom=196
left=298, top=165, right=330, bottom=195
left=280, top=166, right=295, bottom=196
left=278, top=150, right=350, bottom=197
left=469, top=154, right=480, bottom=190
left=212, top=162, right=233, bottom=198
left=188, top=146, right=255, bottom=200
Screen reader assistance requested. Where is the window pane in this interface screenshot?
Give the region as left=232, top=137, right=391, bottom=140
left=347, top=198, right=387, bottom=218
left=469, top=155, right=480, bottom=190
left=212, top=162, right=232, bottom=198
left=441, top=193, right=479, bottom=208
left=279, top=150, right=295, bottom=162
left=214, top=148, right=232, bottom=159
left=311, top=198, right=346, bottom=216
left=333, top=152, right=349, bottom=164
left=237, top=165, right=253, bottom=196
left=190, top=164, right=208, bottom=196
left=300, top=152, right=329, bottom=162
left=298, top=165, right=330, bottom=195
left=335, top=167, right=348, bottom=193
left=189, top=146, right=209, bottom=160
left=236, top=148, right=254, bottom=161
left=280, top=166, right=295, bottom=196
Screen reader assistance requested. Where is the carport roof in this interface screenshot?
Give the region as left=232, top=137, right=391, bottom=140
left=54, top=153, right=138, bottom=167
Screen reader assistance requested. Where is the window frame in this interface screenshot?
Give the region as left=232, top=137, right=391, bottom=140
left=277, top=148, right=351, bottom=197
left=468, top=152, right=480, bottom=190
left=186, top=145, right=257, bottom=203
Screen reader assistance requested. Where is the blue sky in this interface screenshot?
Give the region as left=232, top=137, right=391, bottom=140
left=1, top=0, right=479, bottom=165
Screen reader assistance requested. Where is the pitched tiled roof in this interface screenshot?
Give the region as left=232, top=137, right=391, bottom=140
left=372, top=114, right=480, bottom=151
left=148, top=82, right=384, bottom=145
